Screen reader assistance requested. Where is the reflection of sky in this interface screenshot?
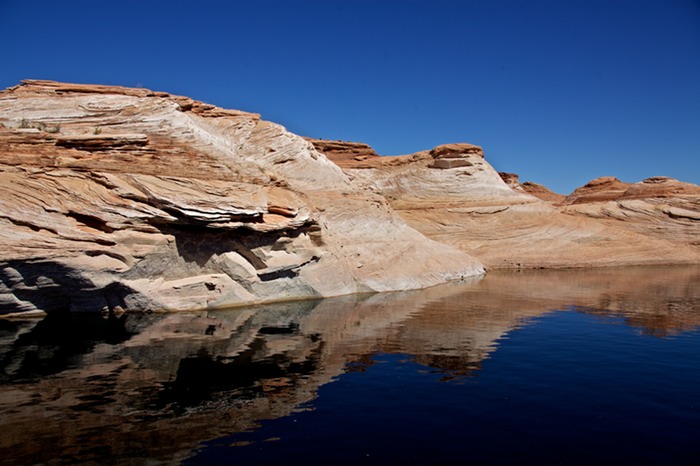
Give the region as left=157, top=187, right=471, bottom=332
left=191, top=310, right=700, bottom=466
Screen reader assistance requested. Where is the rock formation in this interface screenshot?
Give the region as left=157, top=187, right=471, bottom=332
left=1, top=80, right=697, bottom=316
left=315, top=141, right=699, bottom=270
left=561, top=176, right=633, bottom=204
left=560, top=176, right=700, bottom=248
left=498, top=172, right=566, bottom=203
left=0, top=80, right=483, bottom=315
left=303, top=138, right=379, bottom=164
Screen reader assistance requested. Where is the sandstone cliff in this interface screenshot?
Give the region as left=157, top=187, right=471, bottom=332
left=0, top=80, right=484, bottom=315
left=312, top=140, right=699, bottom=269
left=2, top=81, right=697, bottom=316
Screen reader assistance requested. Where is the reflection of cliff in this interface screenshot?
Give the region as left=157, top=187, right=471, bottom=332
left=561, top=266, right=700, bottom=337
left=0, top=292, right=430, bottom=465
left=1, top=266, right=698, bottom=464
left=388, top=266, right=700, bottom=376
left=484, top=265, right=700, bottom=338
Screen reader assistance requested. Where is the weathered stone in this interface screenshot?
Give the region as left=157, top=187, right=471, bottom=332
left=498, top=172, right=566, bottom=203
left=316, top=140, right=700, bottom=270
left=428, top=143, right=483, bottom=169
left=562, top=176, right=632, bottom=204
left=0, top=80, right=484, bottom=315
left=429, top=143, right=484, bottom=158
left=430, top=158, right=473, bottom=169
left=55, top=133, right=149, bottom=150
left=304, top=138, right=379, bottom=162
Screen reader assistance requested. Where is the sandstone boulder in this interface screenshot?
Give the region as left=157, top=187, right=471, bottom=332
left=428, top=143, right=483, bottom=169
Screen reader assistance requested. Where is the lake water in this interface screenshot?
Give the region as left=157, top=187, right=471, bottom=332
left=1, top=266, right=699, bottom=465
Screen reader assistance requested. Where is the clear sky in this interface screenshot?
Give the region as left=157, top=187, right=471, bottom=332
left=2, top=0, right=699, bottom=194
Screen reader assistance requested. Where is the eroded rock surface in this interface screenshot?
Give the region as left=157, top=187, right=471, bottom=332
left=2, top=80, right=696, bottom=315
left=304, top=138, right=379, bottom=165
left=560, top=176, right=700, bottom=248
left=499, top=172, right=566, bottom=203
left=318, top=142, right=699, bottom=269
left=0, top=80, right=483, bottom=315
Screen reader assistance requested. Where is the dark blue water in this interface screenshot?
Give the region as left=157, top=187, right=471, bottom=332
left=0, top=266, right=698, bottom=465
left=187, top=310, right=700, bottom=466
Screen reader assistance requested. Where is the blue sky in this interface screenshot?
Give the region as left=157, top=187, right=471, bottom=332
left=2, top=0, right=699, bottom=193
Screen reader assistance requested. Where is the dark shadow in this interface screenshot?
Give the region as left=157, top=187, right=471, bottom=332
left=1, top=261, right=138, bottom=314
left=0, top=311, right=132, bottom=382
left=160, top=223, right=320, bottom=270
left=157, top=334, right=325, bottom=410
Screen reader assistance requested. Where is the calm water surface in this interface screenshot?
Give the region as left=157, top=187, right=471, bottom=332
left=0, top=266, right=699, bottom=465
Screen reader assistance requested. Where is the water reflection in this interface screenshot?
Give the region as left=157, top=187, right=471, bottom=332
left=0, top=265, right=698, bottom=465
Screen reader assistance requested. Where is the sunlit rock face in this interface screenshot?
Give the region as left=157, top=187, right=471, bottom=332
left=317, top=141, right=700, bottom=270
left=0, top=80, right=484, bottom=315
left=498, top=172, right=566, bottom=203
left=560, top=176, right=700, bottom=246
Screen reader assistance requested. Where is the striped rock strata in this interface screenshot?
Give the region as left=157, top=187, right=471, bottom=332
left=0, top=81, right=484, bottom=315
left=309, top=139, right=700, bottom=269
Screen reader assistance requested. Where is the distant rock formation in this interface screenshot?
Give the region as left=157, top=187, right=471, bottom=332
left=563, top=176, right=700, bottom=204
left=304, top=138, right=379, bottom=165
left=317, top=142, right=699, bottom=270
left=498, top=172, right=566, bottom=203
left=0, top=80, right=483, bottom=315
left=562, top=176, right=632, bottom=204
left=428, top=143, right=484, bottom=169
left=560, top=176, right=700, bottom=248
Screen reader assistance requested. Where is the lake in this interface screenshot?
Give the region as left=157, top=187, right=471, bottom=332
left=1, top=266, right=699, bottom=465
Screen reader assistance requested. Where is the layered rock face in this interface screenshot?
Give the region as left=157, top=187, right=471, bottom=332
left=560, top=176, right=700, bottom=247
left=2, top=80, right=696, bottom=315
left=318, top=142, right=699, bottom=269
left=0, top=80, right=484, bottom=315
left=498, top=172, right=566, bottom=203
left=304, top=138, right=379, bottom=165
